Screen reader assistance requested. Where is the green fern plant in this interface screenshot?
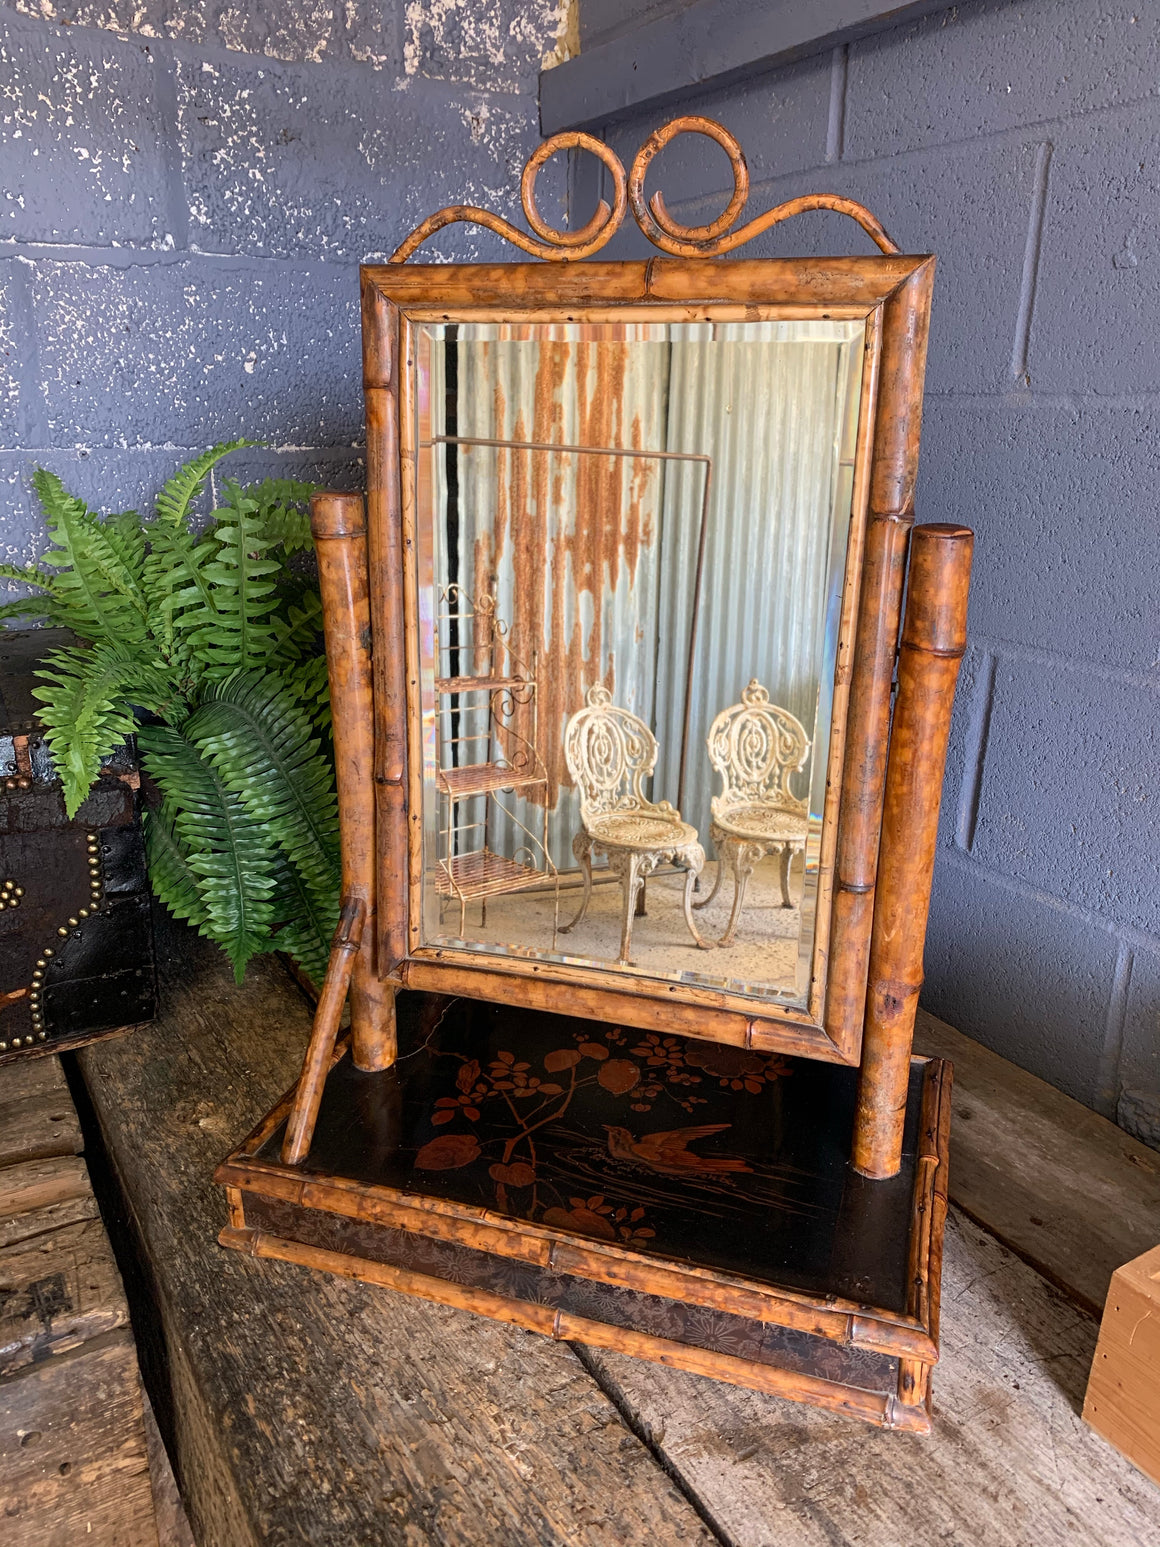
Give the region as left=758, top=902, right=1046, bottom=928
left=0, top=443, right=339, bottom=982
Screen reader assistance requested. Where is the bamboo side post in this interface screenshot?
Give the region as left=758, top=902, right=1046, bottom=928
left=311, top=491, right=397, bottom=1073
left=853, top=524, right=973, bottom=1179
left=282, top=898, right=365, bottom=1165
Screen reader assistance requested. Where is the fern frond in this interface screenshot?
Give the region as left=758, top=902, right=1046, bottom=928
left=144, top=798, right=210, bottom=932
left=268, top=846, right=337, bottom=983
left=31, top=642, right=185, bottom=815
left=186, top=669, right=340, bottom=907
left=32, top=646, right=140, bottom=816
left=248, top=477, right=319, bottom=554
left=268, top=593, right=324, bottom=665
left=139, top=723, right=277, bottom=981
left=32, top=470, right=149, bottom=641
left=155, top=440, right=253, bottom=529
left=186, top=482, right=281, bottom=673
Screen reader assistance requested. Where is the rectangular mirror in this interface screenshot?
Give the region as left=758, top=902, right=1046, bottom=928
left=412, top=317, right=867, bottom=1010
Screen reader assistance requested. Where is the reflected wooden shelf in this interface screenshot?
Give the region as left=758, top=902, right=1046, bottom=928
left=436, top=850, right=545, bottom=902
left=436, top=762, right=547, bottom=800
left=436, top=675, right=526, bottom=694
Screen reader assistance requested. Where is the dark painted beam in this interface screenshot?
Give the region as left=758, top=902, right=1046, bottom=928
left=540, top=0, right=957, bottom=133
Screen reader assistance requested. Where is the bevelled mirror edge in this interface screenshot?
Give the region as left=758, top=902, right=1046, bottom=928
left=360, top=254, right=936, bottom=1064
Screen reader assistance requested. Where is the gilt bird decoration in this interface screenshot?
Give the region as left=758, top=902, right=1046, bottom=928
left=604, top=1124, right=753, bottom=1176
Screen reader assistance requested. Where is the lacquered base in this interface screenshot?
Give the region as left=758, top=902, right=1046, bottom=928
left=216, top=992, right=950, bottom=1431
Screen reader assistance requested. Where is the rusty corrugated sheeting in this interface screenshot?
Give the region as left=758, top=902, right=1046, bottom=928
left=454, top=324, right=670, bottom=869
left=422, top=319, right=864, bottom=889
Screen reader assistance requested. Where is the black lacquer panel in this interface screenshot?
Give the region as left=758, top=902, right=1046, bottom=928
left=259, top=992, right=924, bottom=1313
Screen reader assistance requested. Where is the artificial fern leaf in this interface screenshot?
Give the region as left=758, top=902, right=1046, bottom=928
left=139, top=723, right=278, bottom=981
left=268, top=593, right=324, bottom=665
left=154, top=440, right=253, bottom=529
left=32, top=645, right=142, bottom=816
left=248, top=478, right=318, bottom=554
left=186, top=669, right=340, bottom=906
left=32, top=470, right=149, bottom=641
left=144, top=798, right=210, bottom=932
left=267, top=846, right=337, bottom=983
left=186, top=483, right=281, bottom=673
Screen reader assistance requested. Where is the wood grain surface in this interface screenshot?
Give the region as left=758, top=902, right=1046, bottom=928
left=78, top=923, right=718, bottom=1547
left=75, top=919, right=1160, bottom=1546
left=913, top=1009, right=1160, bottom=1315
left=0, top=1054, right=160, bottom=1547
left=580, top=1210, right=1160, bottom=1547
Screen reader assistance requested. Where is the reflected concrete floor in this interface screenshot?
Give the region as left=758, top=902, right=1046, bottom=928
left=438, top=851, right=805, bottom=991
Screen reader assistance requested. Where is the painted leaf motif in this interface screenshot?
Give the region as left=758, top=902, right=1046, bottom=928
left=489, top=1162, right=536, bottom=1187
left=542, top=1206, right=617, bottom=1242
left=415, top=1133, right=481, bottom=1170
left=544, top=1048, right=582, bottom=1072
left=598, top=1059, right=640, bottom=1095
left=457, top=1059, right=480, bottom=1093
left=578, top=1042, right=609, bottom=1061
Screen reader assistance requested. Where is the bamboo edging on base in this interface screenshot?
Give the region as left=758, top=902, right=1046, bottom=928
left=219, top=1223, right=931, bottom=1433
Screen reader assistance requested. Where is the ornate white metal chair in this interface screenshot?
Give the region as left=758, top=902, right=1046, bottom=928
left=695, top=680, right=810, bottom=947
left=561, top=685, right=710, bottom=965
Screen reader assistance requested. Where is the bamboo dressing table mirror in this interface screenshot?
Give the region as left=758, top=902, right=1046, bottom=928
left=217, top=118, right=973, bottom=1432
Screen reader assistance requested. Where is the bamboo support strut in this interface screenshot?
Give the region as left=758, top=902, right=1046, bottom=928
left=853, top=523, right=973, bottom=1179
left=282, top=896, right=366, bottom=1165
left=310, top=491, right=397, bottom=1074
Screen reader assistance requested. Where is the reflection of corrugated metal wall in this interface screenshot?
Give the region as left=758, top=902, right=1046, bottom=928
left=653, top=323, right=863, bottom=844
left=453, top=325, right=671, bottom=869
left=427, top=320, right=863, bottom=877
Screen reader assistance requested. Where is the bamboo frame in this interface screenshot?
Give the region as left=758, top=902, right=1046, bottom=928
left=362, top=253, right=932, bottom=1064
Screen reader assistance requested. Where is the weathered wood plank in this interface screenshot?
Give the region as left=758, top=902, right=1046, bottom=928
left=0, top=1153, right=90, bottom=1219
left=581, top=1209, right=1160, bottom=1546
left=77, top=924, right=719, bottom=1547
left=0, top=1217, right=130, bottom=1376
left=0, top=1335, right=158, bottom=1547
left=913, top=1010, right=1160, bottom=1315
left=0, top=1057, right=83, bottom=1167
left=0, top=1191, right=100, bottom=1250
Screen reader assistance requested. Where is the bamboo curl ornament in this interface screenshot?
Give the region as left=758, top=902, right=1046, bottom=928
left=389, top=115, right=899, bottom=264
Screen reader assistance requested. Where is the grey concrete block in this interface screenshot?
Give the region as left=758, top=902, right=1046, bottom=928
left=1115, top=942, right=1160, bottom=1099
left=1031, top=100, right=1160, bottom=394
left=4, top=1, right=402, bottom=70
left=846, top=0, right=1160, bottom=160
left=918, top=395, right=1160, bottom=674
left=30, top=255, right=363, bottom=445
left=968, top=654, right=1159, bottom=937
left=935, top=639, right=991, bottom=856
left=209, top=443, right=364, bottom=501
left=599, top=134, right=1036, bottom=394
left=404, top=0, right=565, bottom=95
left=0, top=12, right=169, bottom=246
left=602, top=50, right=832, bottom=199
left=922, top=858, right=1119, bottom=1105
left=0, top=453, right=36, bottom=580
left=0, top=264, right=23, bottom=446
left=177, top=52, right=539, bottom=261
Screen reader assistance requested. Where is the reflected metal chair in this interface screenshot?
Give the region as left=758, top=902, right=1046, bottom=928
left=695, top=680, right=810, bottom=947
left=561, top=685, right=710, bottom=965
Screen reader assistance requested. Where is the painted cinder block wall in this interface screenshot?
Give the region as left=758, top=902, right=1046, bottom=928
left=0, top=0, right=570, bottom=552
left=570, top=0, right=1160, bottom=1142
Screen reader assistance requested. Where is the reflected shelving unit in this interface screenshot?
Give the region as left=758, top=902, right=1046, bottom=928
left=434, top=585, right=558, bottom=939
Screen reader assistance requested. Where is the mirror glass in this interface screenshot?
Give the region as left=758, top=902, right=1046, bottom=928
left=413, top=317, right=866, bottom=1007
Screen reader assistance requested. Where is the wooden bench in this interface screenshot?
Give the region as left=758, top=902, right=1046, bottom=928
left=75, top=919, right=1160, bottom=1546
